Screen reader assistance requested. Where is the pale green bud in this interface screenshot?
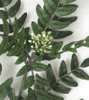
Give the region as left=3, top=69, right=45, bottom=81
left=42, top=31, right=46, bottom=34
left=48, top=31, right=51, bottom=35
left=31, top=46, right=34, bottom=48
left=49, top=45, right=52, bottom=48
left=40, top=48, right=43, bottom=51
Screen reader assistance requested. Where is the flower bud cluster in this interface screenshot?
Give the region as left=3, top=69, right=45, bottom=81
left=29, top=31, right=53, bottom=54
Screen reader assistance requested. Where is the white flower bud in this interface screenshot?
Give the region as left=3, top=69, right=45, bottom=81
left=31, top=46, right=34, bottom=48
left=42, top=33, right=46, bottom=37
left=29, top=40, right=32, bottom=43
left=49, top=45, right=52, bottom=48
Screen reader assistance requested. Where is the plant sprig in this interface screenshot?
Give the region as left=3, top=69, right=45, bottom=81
left=0, top=0, right=89, bottom=100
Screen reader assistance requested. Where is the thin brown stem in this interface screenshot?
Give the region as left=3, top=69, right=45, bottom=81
left=18, top=74, right=27, bottom=99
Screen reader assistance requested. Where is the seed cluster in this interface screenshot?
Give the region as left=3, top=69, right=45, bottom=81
left=29, top=31, right=53, bottom=54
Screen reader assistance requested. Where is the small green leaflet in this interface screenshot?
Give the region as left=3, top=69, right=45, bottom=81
left=71, top=54, right=79, bottom=70
left=56, top=5, right=78, bottom=17
left=8, top=0, right=21, bottom=17
left=81, top=58, right=89, bottom=68
left=36, top=74, right=49, bottom=86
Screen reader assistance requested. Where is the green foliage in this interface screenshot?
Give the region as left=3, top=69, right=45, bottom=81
left=55, top=5, right=78, bottom=17
left=0, top=0, right=89, bottom=100
left=81, top=58, right=89, bottom=68
left=0, top=0, right=27, bottom=32
left=32, top=0, right=78, bottom=40
left=32, top=62, right=47, bottom=71
left=17, top=65, right=30, bottom=77
left=20, top=76, right=34, bottom=90
left=36, top=74, right=49, bottom=86
left=0, top=0, right=12, bottom=7
left=0, top=77, right=13, bottom=99
left=36, top=89, right=53, bottom=100
left=25, top=88, right=37, bottom=100
left=8, top=0, right=21, bottom=17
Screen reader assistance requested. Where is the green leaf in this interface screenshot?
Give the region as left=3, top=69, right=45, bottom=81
left=0, top=63, right=2, bottom=75
left=60, top=0, right=76, bottom=4
left=0, top=89, right=6, bottom=100
left=13, top=18, right=19, bottom=39
left=52, top=83, right=71, bottom=94
left=32, top=62, right=47, bottom=71
left=19, top=28, right=26, bottom=45
left=71, top=54, right=78, bottom=70
left=15, top=52, right=28, bottom=64
left=46, top=64, right=56, bottom=85
left=49, top=93, right=64, bottom=100
left=0, top=77, right=13, bottom=90
left=0, top=10, right=8, bottom=19
left=17, top=13, right=27, bottom=29
left=8, top=0, right=21, bottom=17
left=81, top=58, right=89, bottom=68
left=36, top=74, right=49, bottom=86
left=59, top=16, right=77, bottom=23
left=49, top=20, right=70, bottom=30
left=7, top=45, right=19, bottom=56
left=31, top=22, right=43, bottom=35
left=20, top=76, right=34, bottom=90
left=43, top=0, right=56, bottom=14
left=85, top=36, right=89, bottom=42
left=17, top=65, right=30, bottom=77
left=73, top=69, right=89, bottom=80
left=75, top=40, right=84, bottom=48
left=26, top=88, right=37, bottom=100
left=49, top=53, right=61, bottom=59
left=36, top=89, right=52, bottom=100
left=36, top=4, right=50, bottom=26
left=59, top=60, right=67, bottom=77
left=56, top=5, right=78, bottom=17
left=61, top=76, right=78, bottom=87
left=51, top=41, right=63, bottom=53
left=52, top=31, right=73, bottom=39
left=0, top=39, right=9, bottom=55
left=6, top=87, right=15, bottom=100
left=62, top=42, right=77, bottom=53
left=61, top=0, right=76, bottom=4
left=0, top=14, right=10, bottom=35
left=0, top=0, right=12, bottom=7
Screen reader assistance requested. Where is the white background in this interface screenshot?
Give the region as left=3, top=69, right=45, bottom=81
left=0, top=0, right=89, bottom=100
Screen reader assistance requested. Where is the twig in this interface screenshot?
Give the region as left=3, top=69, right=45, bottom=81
left=18, top=74, right=27, bottom=99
